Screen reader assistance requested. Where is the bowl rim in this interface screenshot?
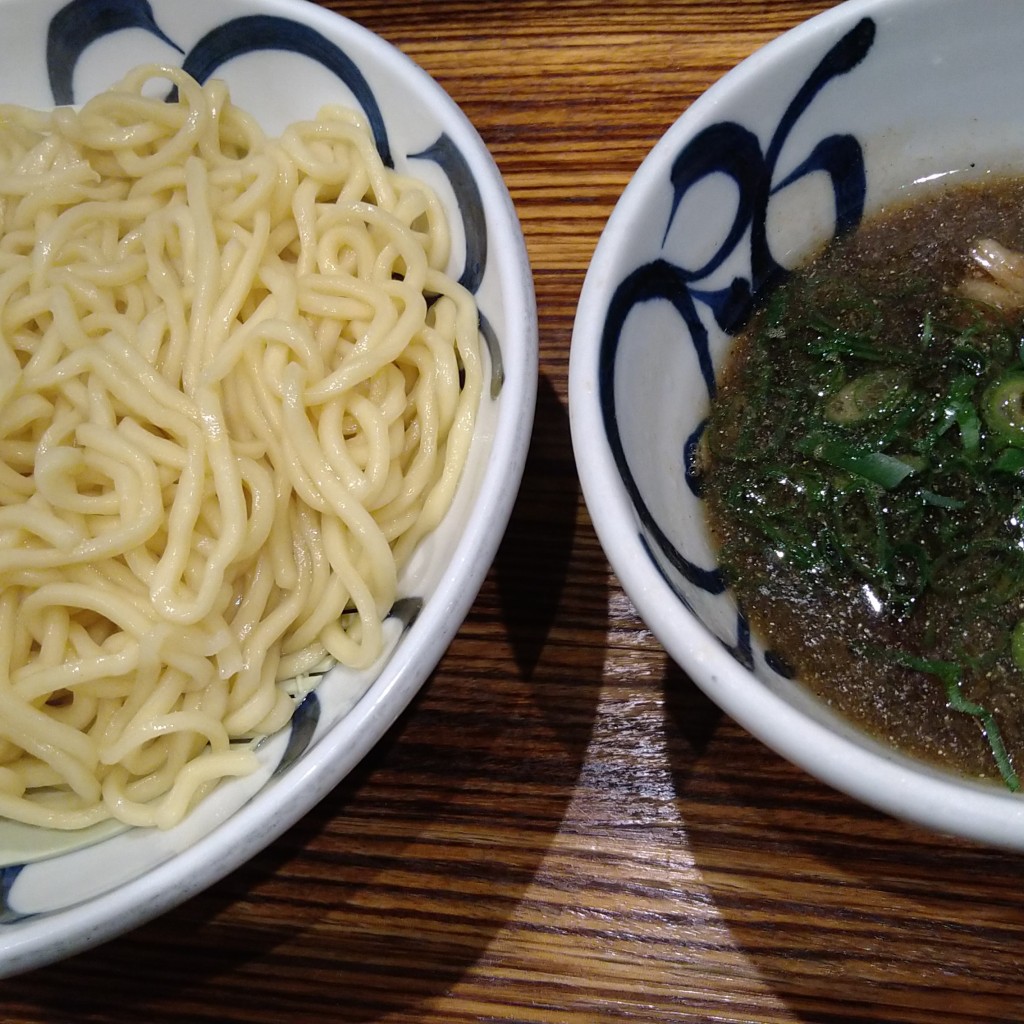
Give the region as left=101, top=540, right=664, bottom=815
left=568, top=0, right=1024, bottom=850
left=0, top=0, right=537, bottom=977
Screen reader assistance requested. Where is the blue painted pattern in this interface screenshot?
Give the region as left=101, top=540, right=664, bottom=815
left=0, top=866, right=26, bottom=924
left=47, top=0, right=182, bottom=104
left=598, top=18, right=875, bottom=666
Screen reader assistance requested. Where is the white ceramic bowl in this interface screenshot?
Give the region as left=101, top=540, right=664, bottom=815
left=0, top=0, right=536, bottom=977
left=570, top=0, right=1024, bottom=850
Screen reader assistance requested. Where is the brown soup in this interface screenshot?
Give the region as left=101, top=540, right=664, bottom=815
left=700, top=178, right=1024, bottom=787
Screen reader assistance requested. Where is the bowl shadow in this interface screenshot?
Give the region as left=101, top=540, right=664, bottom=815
left=663, top=658, right=1024, bottom=1023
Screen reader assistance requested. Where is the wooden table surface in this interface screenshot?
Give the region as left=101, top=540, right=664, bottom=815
left=8, top=1, right=1024, bottom=1021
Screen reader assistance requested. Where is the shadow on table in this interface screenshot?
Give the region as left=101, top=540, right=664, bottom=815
left=663, top=659, right=1024, bottom=1024
left=3, top=373, right=608, bottom=1023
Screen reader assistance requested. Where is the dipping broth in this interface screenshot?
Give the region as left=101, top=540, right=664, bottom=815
left=700, top=178, right=1024, bottom=788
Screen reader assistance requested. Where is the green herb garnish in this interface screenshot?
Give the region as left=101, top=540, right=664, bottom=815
left=703, top=240, right=1024, bottom=788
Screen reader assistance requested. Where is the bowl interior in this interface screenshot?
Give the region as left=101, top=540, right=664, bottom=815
left=571, top=0, right=1024, bottom=848
left=0, top=0, right=536, bottom=976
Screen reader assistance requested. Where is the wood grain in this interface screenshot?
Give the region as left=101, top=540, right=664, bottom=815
left=8, top=2, right=1024, bottom=1022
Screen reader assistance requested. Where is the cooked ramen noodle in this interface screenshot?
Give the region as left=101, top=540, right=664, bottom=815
left=961, top=236, right=1024, bottom=309
left=0, top=65, right=482, bottom=830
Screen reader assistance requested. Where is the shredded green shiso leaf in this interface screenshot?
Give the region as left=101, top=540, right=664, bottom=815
left=705, top=272, right=1024, bottom=790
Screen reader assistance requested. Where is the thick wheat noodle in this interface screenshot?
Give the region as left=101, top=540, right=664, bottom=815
left=962, top=237, right=1024, bottom=309
left=0, top=64, right=482, bottom=830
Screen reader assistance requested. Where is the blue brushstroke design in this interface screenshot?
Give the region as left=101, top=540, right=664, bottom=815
left=639, top=532, right=725, bottom=610
left=179, top=15, right=392, bottom=167
left=411, top=135, right=502, bottom=395
left=604, top=258, right=717, bottom=399
left=752, top=17, right=874, bottom=294
left=413, top=133, right=487, bottom=294
left=640, top=522, right=726, bottom=594
left=598, top=259, right=717, bottom=589
left=597, top=18, right=875, bottom=632
left=388, top=596, right=423, bottom=631
left=683, top=420, right=707, bottom=499
left=765, top=648, right=797, bottom=679
left=690, top=279, right=756, bottom=339
left=664, top=120, right=763, bottom=275
left=47, top=0, right=182, bottom=105
left=273, top=597, right=424, bottom=778
left=772, top=134, right=866, bottom=238
left=0, top=865, right=29, bottom=924
left=273, top=691, right=321, bottom=776
left=479, top=310, right=504, bottom=399
left=731, top=610, right=754, bottom=671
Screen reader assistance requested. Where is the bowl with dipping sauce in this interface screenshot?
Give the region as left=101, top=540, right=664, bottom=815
left=0, top=0, right=536, bottom=976
left=569, top=0, right=1024, bottom=850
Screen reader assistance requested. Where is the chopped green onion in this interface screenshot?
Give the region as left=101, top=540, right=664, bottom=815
left=993, top=447, right=1024, bottom=474
left=824, top=369, right=909, bottom=425
left=891, top=653, right=1019, bottom=791
left=1013, top=620, right=1024, bottom=674
left=810, top=438, right=917, bottom=489
left=948, top=375, right=981, bottom=454
left=919, top=489, right=967, bottom=509
left=921, top=311, right=934, bottom=347
left=983, top=370, right=1024, bottom=448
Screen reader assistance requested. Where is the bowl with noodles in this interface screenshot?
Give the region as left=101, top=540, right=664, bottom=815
left=0, top=0, right=536, bottom=976
left=570, top=0, right=1024, bottom=849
